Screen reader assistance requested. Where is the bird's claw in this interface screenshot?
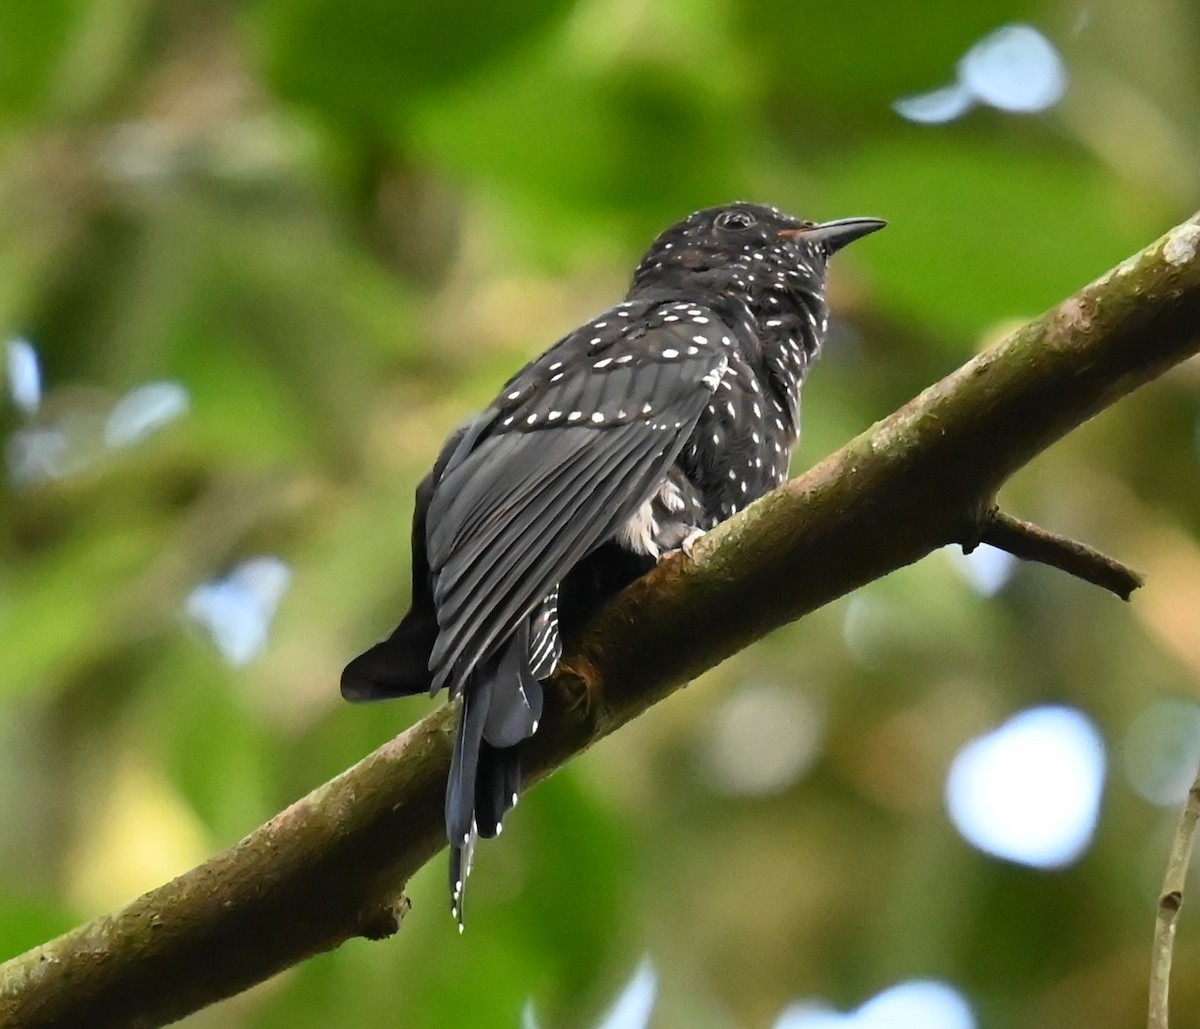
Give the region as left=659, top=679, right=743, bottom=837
left=665, top=528, right=706, bottom=561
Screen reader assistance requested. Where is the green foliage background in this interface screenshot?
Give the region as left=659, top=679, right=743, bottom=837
left=1, top=1, right=1199, bottom=1025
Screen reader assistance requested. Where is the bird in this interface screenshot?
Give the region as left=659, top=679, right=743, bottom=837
left=341, top=202, right=884, bottom=927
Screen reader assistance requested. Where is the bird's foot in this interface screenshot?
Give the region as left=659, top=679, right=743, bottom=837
left=665, top=528, right=706, bottom=561
left=556, top=660, right=597, bottom=716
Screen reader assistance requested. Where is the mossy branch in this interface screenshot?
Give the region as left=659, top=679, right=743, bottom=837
left=3, top=214, right=1200, bottom=1028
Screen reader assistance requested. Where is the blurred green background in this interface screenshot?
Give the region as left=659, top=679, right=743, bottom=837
left=1, top=1, right=1199, bottom=1026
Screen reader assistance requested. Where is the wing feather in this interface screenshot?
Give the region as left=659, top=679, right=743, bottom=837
left=430, top=420, right=673, bottom=688
left=432, top=430, right=602, bottom=586
left=425, top=305, right=730, bottom=695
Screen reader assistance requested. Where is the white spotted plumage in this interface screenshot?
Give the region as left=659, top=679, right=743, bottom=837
left=342, top=201, right=883, bottom=929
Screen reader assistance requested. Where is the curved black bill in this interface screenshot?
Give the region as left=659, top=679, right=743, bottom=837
left=778, top=217, right=887, bottom=254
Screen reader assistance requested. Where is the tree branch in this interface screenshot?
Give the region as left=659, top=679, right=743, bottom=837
left=971, top=508, right=1144, bottom=600
left=2, top=213, right=1200, bottom=1028
left=1149, top=772, right=1200, bottom=1029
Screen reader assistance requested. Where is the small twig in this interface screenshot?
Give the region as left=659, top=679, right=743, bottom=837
left=1150, top=773, right=1200, bottom=1029
left=972, top=510, right=1144, bottom=600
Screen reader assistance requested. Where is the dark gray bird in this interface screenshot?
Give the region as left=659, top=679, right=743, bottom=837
left=341, top=202, right=884, bottom=925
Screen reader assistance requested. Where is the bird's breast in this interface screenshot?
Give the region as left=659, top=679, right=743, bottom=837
left=680, top=354, right=799, bottom=527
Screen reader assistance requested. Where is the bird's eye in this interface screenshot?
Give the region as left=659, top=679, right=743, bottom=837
left=716, top=210, right=756, bottom=230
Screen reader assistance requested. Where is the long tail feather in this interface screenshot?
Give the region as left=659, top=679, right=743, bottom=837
left=444, top=599, right=556, bottom=927
left=475, top=741, right=521, bottom=839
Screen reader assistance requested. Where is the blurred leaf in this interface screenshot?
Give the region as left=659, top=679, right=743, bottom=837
left=817, top=139, right=1156, bottom=338
left=0, top=0, right=89, bottom=123
left=0, top=516, right=159, bottom=697
left=250, top=0, right=577, bottom=130
left=0, top=895, right=79, bottom=959
left=734, top=0, right=1044, bottom=123
left=64, top=749, right=211, bottom=914
left=152, top=650, right=280, bottom=842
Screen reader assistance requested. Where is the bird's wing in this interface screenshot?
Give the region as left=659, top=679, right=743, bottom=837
left=426, top=299, right=731, bottom=694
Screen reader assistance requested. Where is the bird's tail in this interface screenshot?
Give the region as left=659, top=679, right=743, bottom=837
left=339, top=606, right=439, bottom=700
left=446, top=600, right=558, bottom=927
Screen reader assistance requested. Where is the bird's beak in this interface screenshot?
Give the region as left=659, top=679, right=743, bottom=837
left=778, top=217, right=887, bottom=254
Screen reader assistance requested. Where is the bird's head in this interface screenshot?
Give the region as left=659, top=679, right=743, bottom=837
left=629, top=202, right=885, bottom=306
